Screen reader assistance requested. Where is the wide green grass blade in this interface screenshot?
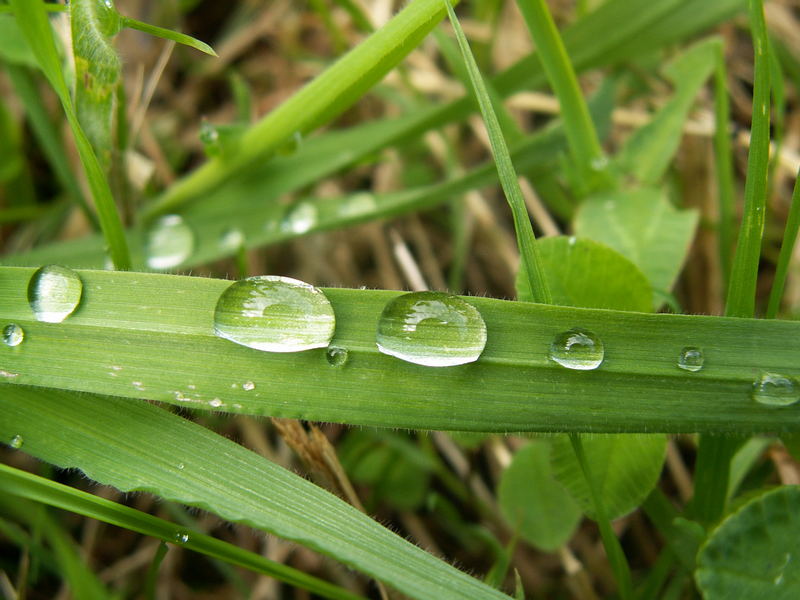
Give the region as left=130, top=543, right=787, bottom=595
left=725, top=0, right=770, bottom=319
left=766, top=170, right=800, bottom=318
left=0, top=464, right=364, bottom=600
left=1, top=267, right=799, bottom=433
left=443, top=0, right=550, bottom=304
left=0, top=389, right=510, bottom=600
left=8, top=0, right=130, bottom=270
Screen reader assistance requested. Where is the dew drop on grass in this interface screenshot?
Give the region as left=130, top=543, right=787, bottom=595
left=3, top=324, right=24, bottom=347
left=9, top=435, right=23, bottom=449
left=28, top=265, right=84, bottom=323
left=281, top=202, right=317, bottom=234
left=677, top=347, right=704, bottom=372
left=549, top=328, right=604, bottom=370
left=145, top=215, right=194, bottom=270
left=177, top=463, right=185, bottom=470
left=219, top=228, right=245, bottom=251
left=214, top=276, right=335, bottom=352
left=199, top=120, right=220, bottom=157
left=376, top=292, right=487, bottom=367
left=751, top=373, right=800, bottom=407
left=209, top=398, right=223, bottom=408
left=326, top=346, right=349, bottom=367
left=339, top=193, right=376, bottom=218
left=174, top=531, right=190, bottom=544
left=242, top=381, right=255, bottom=391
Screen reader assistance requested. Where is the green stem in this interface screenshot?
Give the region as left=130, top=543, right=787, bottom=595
left=765, top=169, right=800, bottom=318
left=713, top=43, right=735, bottom=297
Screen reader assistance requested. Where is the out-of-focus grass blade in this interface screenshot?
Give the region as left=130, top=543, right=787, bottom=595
left=2, top=268, right=800, bottom=433
left=8, top=0, right=130, bottom=270
left=0, top=390, right=511, bottom=600
left=0, top=464, right=365, bottom=600
left=725, top=0, right=770, bottom=319
left=766, top=170, right=800, bottom=318
left=443, top=0, right=550, bottom=304
left=714, top=41, right=736, bottom=295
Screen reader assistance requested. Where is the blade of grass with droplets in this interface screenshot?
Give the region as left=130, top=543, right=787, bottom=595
left=443, top=0, right=550, bottom=304
left=0, top=464, right=365, bottom=600
left=2, top=267, right=800, bottom=433
left=714, top=40, right=736, bottom=296
left=766, top=170, right=800, bottom=318
left=514, top=0, right=609, bottom=195
left=8, top=0, right=130, bottom=270
left=0, top=389, right=510, bottom=600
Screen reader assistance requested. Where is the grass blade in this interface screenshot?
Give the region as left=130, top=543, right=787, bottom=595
left=8, top=0, right=131, bottom=270
left=765, top=170, right=800, bottom=318
left=0, top=464, right=365, bottom=600
left=1, top=267, right=800, bottom=433
left=0, top=389, right=511, bottom=600
left=443, top=0, right=550, bottom=304
left=714, top=41, right=736, bottom=296
left=121, top=17, right=216, bottom=56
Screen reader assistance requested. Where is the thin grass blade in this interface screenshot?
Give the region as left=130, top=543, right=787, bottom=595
left=766, top=169, right=800, bottom=318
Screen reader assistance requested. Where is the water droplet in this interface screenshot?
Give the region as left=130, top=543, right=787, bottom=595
left=568, top=236, right=577, bottom=247
left=3, top=324, right=24, bottom=347
left=549, top=328, right=604, bottom=370
left=199, top=120, right=220, bottom=156
left=209, top=398, right=223, bottom=408
left=174, top=391, right=188, bottom=402
left=242, top=381, right=255, bottom=391
left=281, top=203, right=317, bottom=234
left=174, top=531, right=190, bottom=544
left=752, top=373, right=800, bottom=407
left=0, top=369, right=19, bottom=379
left=214, top=276, right=335, bottom=352
left=28, top=265, right=84, bottom=323
left=145, top=215, right=194, bottom=270
left=677, top=347, right=704, bottom=372
left=132, top=381, right=144, bottom=391
left=9, top=435, right=23, bottom=449
left=326, top=346, right=349, bottom=367
left=177, top=463, right=185, bottom=470
left=339, top=193, right=376, bottom=218
left=376, top=292, right=487, bottom=367
left=590, top=155, right=609, bottom=171
left=219, top=228, right=245, bottom=251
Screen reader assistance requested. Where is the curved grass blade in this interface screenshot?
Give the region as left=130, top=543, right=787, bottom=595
left=443, top=0, right=550, bottom=304
left=8, top=0, right=130, bottom=270
left=121, top=17, right=216, bottom=56
left=1, top=267, right=800, bottom=433
left=0, top=464, right=365, bottom=600
left=0, top=389, right=511, bottom=600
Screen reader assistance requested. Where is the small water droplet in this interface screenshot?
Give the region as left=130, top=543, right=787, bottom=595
left=9, top=435, right=23, bottom=449
left=242, top=381, right=255, bottom=391
left=752, top=373, right=800, bottom=407
left=145, top=215, right=194, bottom=270
left=28, top=265, right=84, bottom=323
left=339, top=193, right=376, bottom=218
left=219, top=228, right=245, bottom=252
left=281, top=203, right=317, bottom=234
left=549, top=328, right=604, bottom=370
left=3, top=324, right=25, bottom=347
left=0, top=369, right=20, bottom=379
left=326, top=346, right=349, bottom=367
left=590, top=155, right=609, bottom=171
left=376, top=292, right=487, bottom=367
left=568, top=236, right=576, bottom=247
left=209, top=398, right=223, bottom=408
left=677, top=347, right=704, bottom=372
left=177, top=462, right=185, bottom=470
left=174, top=391, right=188, bottom=402
left=199, top=120, right=220, bottom=156
left=174, top=531, right=190, bottom=544
left=132, top=381, right=144, bottom=391
left=213, top=276, right=335, bottom=352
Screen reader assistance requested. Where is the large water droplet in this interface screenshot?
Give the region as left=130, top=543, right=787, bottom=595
left=145, top=215, right=194, bottom=270
left=376, top=292, right=487, bottom=367
left=214, top=276, right=335, bottom=352
left=549, top=328, right=604, bottom=370
left=9, top=435, right=23, bottom=449
left=281, top=203, right=317, bottom=234
left=3, top=324, right=24, bottom=347
left=242, top=381, right=255, bottom=391
left=28, top=265, right=83, bottom=323
left=326, top=346, right=349, bottom=367
left=678, top=347, right=704, bottom=372
left=752, top=373, right=800, bottom=407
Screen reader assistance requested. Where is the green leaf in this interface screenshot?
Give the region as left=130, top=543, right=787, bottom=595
left=517, top=236, right=653, bottom=311
left=613, top=38, right=718, bottom=185
left=696, top=486, right=800, bottom=599
left=122, top=17, right=216, bottom=56
left=574, top=188, right=699, bottom=300
left=783, top=434, right=800, bottom=462
left=2, top=267, right=800, bottom=433
left=0, top=388, right=510, bottom=600
left=766, top=171, right=800, bottom=317
left=498, top=441, right=581, bottom=552
left=0, top=15, right=38, bottom=66
left=550, top=434, right=667, bottom=520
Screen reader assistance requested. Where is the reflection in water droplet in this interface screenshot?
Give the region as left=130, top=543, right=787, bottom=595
left=326, top=346, right=349, bottom=367
left=376, top=292, right=487, bottom=367
left=145, top=215, right=195, bottom=270
left=209, top=398, right=223, bottom=408
left=28, top=265, right=84, bottom=323
left=214, top=276, right=335, bottom=352
left=177, top=463, right=185, bottom=470
left=281, top=203, right=317, bottom=234
left=174, top=531, right=190, bottom=544
left=678, top=347, right=704, bottom=372
left=752, top=373, right=800, bottom=407
left=9, top=435, right=23, bottom=449
left=3, top=324, right=24, bottom=347
left=242, top=381, right=255, bottom=391
left=219, top=228, right=245, bottom=251
left=549, top=328, right=604, bottom=370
